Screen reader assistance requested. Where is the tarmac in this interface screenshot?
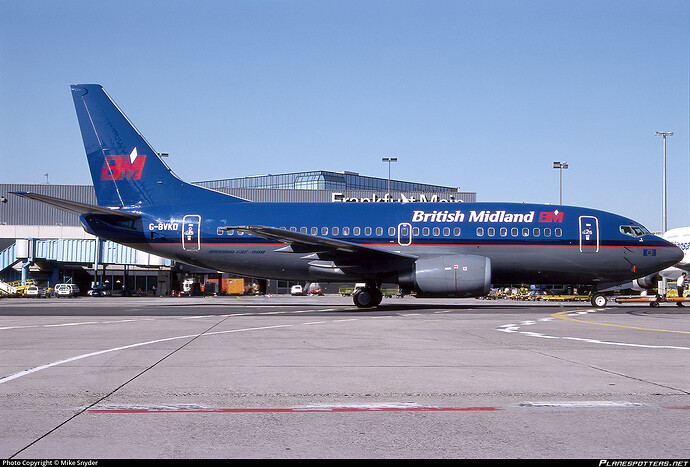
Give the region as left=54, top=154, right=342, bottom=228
left=0, top=294, right=688, bottom=459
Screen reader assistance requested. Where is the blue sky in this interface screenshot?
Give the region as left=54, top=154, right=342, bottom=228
left=1, top=0, right=688, bottom=232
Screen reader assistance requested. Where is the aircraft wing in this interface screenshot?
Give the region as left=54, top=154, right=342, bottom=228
left=10, top=192, right=140, bottom=220
left=227, top=225, right=418, bottom=274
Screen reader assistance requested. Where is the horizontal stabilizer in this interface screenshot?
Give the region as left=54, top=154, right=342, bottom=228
left=10, top=192, right=140, bottom=220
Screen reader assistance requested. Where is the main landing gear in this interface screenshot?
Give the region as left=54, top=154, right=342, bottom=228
left=352, top=285, right=383, bottom=308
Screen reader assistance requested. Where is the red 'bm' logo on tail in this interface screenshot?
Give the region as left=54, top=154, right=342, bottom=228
left=100, top=148, right=146, bottom=181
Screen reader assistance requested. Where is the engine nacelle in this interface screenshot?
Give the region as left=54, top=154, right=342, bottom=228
left=399, top=254, right=491, bottom=297
left=631, top=273, right=660, bottom=291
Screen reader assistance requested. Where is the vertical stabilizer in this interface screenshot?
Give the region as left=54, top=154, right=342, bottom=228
left=70, top=84, right=245, bottom=207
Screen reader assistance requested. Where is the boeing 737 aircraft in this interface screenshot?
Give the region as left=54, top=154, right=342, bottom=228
left=12, top=84, right=683, bottom=308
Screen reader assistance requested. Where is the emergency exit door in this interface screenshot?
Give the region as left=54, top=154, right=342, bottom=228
left=579, top=216, right=599, bottom=253
left=182, top=215, right=201, bottom=251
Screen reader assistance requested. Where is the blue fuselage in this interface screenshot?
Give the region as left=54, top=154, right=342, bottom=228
left=81, top=200, right=682, bottom=286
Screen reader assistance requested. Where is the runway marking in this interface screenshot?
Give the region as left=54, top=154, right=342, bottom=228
left=0, top=322, right=298, bottom=385
left=87, top=400, right=689, bottom=414
left=87, top=403, right=501, bottom=413
left=552, top=309, right=690, bottom=334
left=497, top=308, right=690, bottom=350
left=517, top=401, right=644, bottom=408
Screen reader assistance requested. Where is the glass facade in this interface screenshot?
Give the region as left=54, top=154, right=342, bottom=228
left=196, top=171, right=457, bottom=192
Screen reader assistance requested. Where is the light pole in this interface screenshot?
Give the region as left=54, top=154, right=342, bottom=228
left=382, top=157, right=397, bottom=201
left=553, top=161, right=568, bottom=205
left=655, top=131, right=673, bottom=233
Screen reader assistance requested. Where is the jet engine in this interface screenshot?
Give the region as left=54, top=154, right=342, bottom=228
left=399, top=254, right=491, bottom=297
left=631, top=274, right=660, bottom=292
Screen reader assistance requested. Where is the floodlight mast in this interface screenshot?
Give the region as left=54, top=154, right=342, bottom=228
left=655, top=131, right=673, bottom=233
left=382, top=157, right=398, bottom=201
left=553, top=161, right=568, bottom=205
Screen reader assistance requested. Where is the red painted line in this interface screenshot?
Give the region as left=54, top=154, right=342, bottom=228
left=89, top=406, right=501, bottom=414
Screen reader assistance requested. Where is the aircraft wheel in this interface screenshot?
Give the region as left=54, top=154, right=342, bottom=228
left=591, top=293, right=607, bottom=308
left=352, top=288, right=382, bottom=308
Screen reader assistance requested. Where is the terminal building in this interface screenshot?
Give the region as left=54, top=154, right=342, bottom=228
left=0, top=170, right=474, bottom=296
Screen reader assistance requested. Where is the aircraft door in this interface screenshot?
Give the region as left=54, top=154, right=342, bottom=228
left=397, top=222, right=412, bottom=246
left=182, top=215, right=201, bottom=251
left=579, top=216, right=599, bottom=253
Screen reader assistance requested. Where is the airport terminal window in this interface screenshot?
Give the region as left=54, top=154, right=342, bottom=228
left=332, top=227, right=339, bottom=236
left=544, top=228, right=551, bottom=237
left=443, top=227, right=450, bottom=236
left=488, top=227, right=495, bottom=237
left=433, top=227, right=440, bottom=236
left=422, top=227, right=430, bottom=236
left=476, top=227, right=484, bottom=237
left=500, top=227, right=507, bottom=237
left=342, top=226, right=350, bottom=236
left=555, top=228, right=562, bottom=237
left=511, top=227, right=518, bottom=237
left=453, top=227, right=461, bottom=236
left=353, top=227, right=361, bottom=236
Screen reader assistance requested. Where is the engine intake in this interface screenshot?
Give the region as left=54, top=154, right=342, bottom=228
left=399, top=254, right=492, bottom=297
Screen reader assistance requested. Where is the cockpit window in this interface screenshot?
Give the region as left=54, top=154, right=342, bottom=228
left=620, top=224, right=650, bottom=237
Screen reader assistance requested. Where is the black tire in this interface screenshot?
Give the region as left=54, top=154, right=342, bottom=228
left=591, top=293, right=607, bottom=308
left=353, top=288, right=382, bottom=308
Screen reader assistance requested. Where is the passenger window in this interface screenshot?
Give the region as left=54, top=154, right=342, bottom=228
left=376, top=227, right=383, bottom=236
left=217, top=227, right=224, bottom=236
left=443, top=227, right=450, bottom=236
left=432, top=227, right=440, bottom=236
left=290, top=226, right=297, bottom=232
left=311, top=227, right=318, bottom=235
left=476, top=227, right=484, bottom=237
left=342, top=226, right=350, bottom=236
left=533, top=228, right=540, bottom=237
left=321, top=227, right=328, bottom=236
left=500, top=227, right=507, bottom=237
left=453, top=227, right=461, bottom=236
left=422, top=227, right=430, bottom=236
left=522, top=228, right=529, bottom=237
left=388, top=226, right=396, bottom=236
left=555, top=228, right=562, bottom=237
left=353, top=227, right=361, bottom=236
left=511, top=227, right=518, bottom=237
left=364, top=227, right=372, bottom=236
left=413, top=227, right=419, bottom=236
left=488, top=227, right=495, bottom=237
left=544, top=228, right=551, bottom=237
left=332, top=227, right=339, bottom=236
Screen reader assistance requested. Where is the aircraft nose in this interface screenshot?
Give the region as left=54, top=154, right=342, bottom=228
left=658, top=238, right=684, bottom=266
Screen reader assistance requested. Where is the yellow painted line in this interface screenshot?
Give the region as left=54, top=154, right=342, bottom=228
left=551, top=309, right=690, bottom=334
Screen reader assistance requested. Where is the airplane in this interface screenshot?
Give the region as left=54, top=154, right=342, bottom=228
left=11, top=84, right=684, bottom=308
left=628, top=226, right=690, bottom=293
